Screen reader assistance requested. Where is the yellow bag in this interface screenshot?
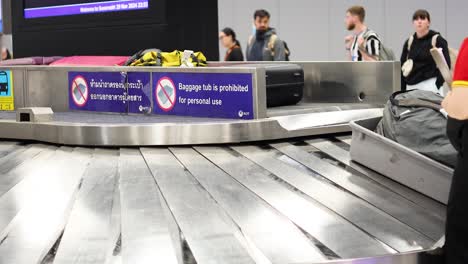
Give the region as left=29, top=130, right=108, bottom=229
left=190, top=52, right=207, bottom=67
left=129, top=50, right=206, bottom=67
left=160, top=50, right=183, bottom=67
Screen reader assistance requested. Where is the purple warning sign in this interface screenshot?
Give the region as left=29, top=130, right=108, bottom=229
left=152, top=72, right=254, bottom=120
left=68, top=72, right=151, bottom=114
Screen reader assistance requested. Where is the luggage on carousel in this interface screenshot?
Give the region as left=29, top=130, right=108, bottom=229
left=264, top=64, right=304, bottom=107
left=50, top=56, right=129, bottom=66
left=376, top=89, right=457, bottom=168
left=124, top=49, right=207, bottom=67
left=0, top=56, right=63, bottom=66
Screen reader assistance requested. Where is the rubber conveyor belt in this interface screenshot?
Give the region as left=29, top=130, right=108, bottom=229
left=0, top=136, right=445, bottom=264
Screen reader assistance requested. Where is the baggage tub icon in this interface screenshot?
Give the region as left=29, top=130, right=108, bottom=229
left=0, top=71, right=9, bottom=95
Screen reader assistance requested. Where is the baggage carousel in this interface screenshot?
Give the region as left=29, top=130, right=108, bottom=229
left=0, top=62, right=446, bottom=263
left=0, top=134, right=445, bottom=264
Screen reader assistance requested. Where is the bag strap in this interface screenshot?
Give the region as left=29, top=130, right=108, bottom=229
left=406, top=35, right=414, bottom=60
left=362, top=28, right=378, bottom=41
left=407, top=36, right=414, bottom=51
left=268, top=34, right=278, bottom=56
left=432, top=34, right=440, bottom=49
left=360, top=29, right=371, bottom=49
left=248, top=36, right=254, bottom=46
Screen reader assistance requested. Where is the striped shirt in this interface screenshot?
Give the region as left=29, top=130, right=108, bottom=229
left=351, top=29, right=381, bottom=61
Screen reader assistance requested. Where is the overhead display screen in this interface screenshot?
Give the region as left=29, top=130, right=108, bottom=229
left=24, top=0, right=149, bottom=19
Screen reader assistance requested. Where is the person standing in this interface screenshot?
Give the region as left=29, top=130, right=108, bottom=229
left=400, top=10, right=451, bottom=93
left=344, top=6, right=382, bottom=62
left=246, top=9, right=286, bottom=61
left=442, top=37, right=468, bottom=264
left=219, top=27, right=244, bottom=61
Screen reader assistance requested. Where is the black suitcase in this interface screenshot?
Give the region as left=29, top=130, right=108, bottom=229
left=265, top=64, right=304, bottom=107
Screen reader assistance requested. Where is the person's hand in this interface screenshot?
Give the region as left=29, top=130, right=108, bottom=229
left=441, top=91, right=450, bottom=110
left=442, top=88, right=468, bottom=120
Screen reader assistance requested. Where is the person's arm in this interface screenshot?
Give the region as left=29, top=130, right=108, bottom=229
left=443, top=89, right=468, bottom=120
left=442, top=38, right=468, bottom=120
left=400, top=40, right=409, bottom=91
left=273, top=39, right=286, bottom=61
left=359, top=36, right=379, bottom=61
left=345, top=35, right=354, bottom=61
left=360, top=51, right=378, bottom=61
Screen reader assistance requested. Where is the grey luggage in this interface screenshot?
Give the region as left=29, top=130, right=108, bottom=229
left=350, top=117, right=453, bottom=204
left=376, top=90, right=457, bottom=168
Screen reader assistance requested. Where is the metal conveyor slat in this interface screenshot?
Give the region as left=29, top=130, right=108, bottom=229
left=170, top=147, right=328, bottom=263
left=305, top=138, right=446, bottom=219
left=0, top=148, right=91, bottom=264
left=271, top=142, right=444, bottom=241
left=54, top=149, right=119, bottom=264
left=196, top=146, right=394, bottom=258
left=141, top=148, right=256, bottom=264
left=233, top=145, right=435, bottom=252
left=118, top=148, right=179, bottom=264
